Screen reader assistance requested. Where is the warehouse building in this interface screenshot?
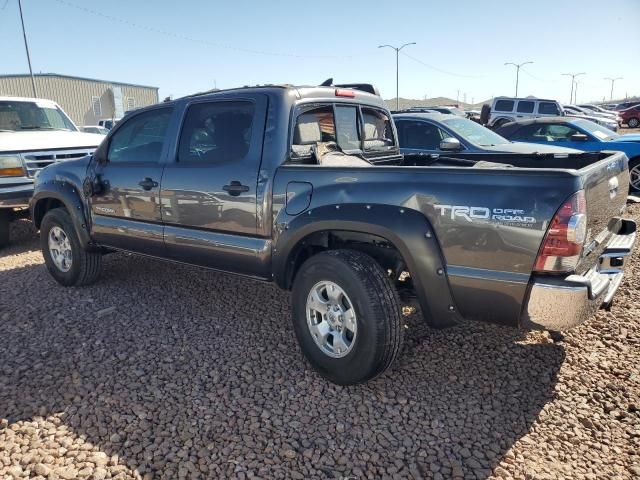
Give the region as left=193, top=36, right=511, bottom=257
left=0, top=73, right=158, bottom=126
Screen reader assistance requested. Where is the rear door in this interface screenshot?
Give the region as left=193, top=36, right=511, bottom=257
left=90, top=106, right=173, bottom=255
left=536, top=101, right=561, bottom=118
left=160, top=94, right=269, bottom=277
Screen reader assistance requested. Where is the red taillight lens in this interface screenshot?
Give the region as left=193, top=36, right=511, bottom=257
left=534, top=190, right=587, bottom=273
left=335, top=88, right=355, bottom=98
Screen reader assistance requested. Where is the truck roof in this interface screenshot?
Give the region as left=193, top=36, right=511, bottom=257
left=171, top=84, right=387, bottom=108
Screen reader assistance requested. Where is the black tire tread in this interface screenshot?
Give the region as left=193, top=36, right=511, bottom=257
left=41, top=208, right=102, bottom=286
left=300, top=249, right=403, bottom=384
left=0, top=210, right=10, bottom=249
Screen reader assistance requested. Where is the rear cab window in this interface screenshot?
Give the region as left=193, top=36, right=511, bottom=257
left=289, top=103, right=397, bottom=164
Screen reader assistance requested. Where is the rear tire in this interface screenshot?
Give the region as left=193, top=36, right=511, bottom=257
left=492, top=118, right=509, bottom=130
left=628, top=117, right=639, bottom=128
left=629, top=158, right=640, bottom=194
left=40, top=208, right=102, bottom=286
left=0, top=210, right=10, bottom=249
left=291, top=249, right=403, bottom=385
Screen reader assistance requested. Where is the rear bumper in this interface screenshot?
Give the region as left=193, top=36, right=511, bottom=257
left=0, top=183, right=34, bottom=209
left=521, top=219, right=636, bottom=330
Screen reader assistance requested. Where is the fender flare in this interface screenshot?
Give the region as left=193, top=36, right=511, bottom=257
left=30, top=180, right=92, bottom=248
left=273, top=203, right=460, bottom=328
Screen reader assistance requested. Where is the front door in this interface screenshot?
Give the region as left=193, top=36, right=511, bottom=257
left=160, top=94, right=269, bottom=277
left=90, top=106, right=173, bottom=255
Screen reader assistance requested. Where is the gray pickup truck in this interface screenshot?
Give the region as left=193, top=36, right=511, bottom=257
left=30, top=83, right=636, bottom=385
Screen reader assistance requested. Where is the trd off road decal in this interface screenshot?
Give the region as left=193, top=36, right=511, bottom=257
left=435, top=204, right=536, bottom=227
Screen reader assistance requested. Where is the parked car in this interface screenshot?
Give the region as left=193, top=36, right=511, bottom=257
left=30, top=83, right=636, bottom=385
left=482, top=97, right=565, bottom=129
left=0, top=96, right=105, bottom=248
left=578, top=104, right=618, bottom=116
left=619, top=105, right=640, bottom=129
left=562, top=105, right=619, bottom=131
left=97, top=118, right=121, bottom=130
left=612, top=101, right=640, bottom=111
left=393, top=112, right=581, bottom=157
left=80, top=125, right=109, bottom=135
left=495, top=117, right=640, bottom=192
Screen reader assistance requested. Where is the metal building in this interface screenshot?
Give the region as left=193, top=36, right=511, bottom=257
left=0, top=73, right=158, bottom=127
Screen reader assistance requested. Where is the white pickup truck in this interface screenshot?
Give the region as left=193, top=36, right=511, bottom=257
left=0, top=97, right=105, bottom=248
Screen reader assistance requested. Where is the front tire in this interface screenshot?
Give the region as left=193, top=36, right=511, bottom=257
left=291, top=250, right=403, bottom=385
left=628, top=117, right=639, bottom=128
left=40, top=208, right=102, bottom=286
left=0, top=210, right=10, bottom=249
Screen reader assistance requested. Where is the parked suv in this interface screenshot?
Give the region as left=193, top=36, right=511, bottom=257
left=0, top=97, right=104, bottom=248
left=482, top=97, right=563, bottom=129
left=30, top=83, right=635, bottom=385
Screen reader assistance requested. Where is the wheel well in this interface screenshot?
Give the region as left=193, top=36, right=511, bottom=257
left=283, top=230, right=411, bottom=291
left=33, top=198, right=66, bottom=229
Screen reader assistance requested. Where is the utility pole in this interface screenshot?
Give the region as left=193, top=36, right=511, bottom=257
left=604, top=77, right=623, bottom=101
left=561, top=72, right=585, bottom=104
left=573, top=80, right=579, bottom=104
left=504, top=61, right=533, bottom=97
left=378, top=42, right=416, bottom=111
left=18, top=0, right=37, bottom=98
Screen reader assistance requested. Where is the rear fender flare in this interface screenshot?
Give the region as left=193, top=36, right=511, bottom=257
left=273, top=203, right=460, bottom=328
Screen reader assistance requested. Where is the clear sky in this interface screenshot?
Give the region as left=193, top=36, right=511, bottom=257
left=1, top=0, right=638, bottom=104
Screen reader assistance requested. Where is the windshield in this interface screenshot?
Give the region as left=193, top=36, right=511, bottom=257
left=574, top=119, right=619, bottom=141
left=0, top=100, right=77, bottom=132
left=442, top=117, right=510, bottom=146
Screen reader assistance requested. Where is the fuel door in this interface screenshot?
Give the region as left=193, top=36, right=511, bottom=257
left=286, top=181, right=313, bottom=215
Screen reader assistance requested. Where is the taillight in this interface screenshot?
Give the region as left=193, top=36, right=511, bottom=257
left=534, top=190, right=587, bottom=273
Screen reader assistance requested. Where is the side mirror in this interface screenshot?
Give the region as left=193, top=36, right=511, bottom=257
left=440, top=137, right=462, bottom=151
left=93, top=140, right=109, bottom=163
left=570, top=133, right=589, bottom=142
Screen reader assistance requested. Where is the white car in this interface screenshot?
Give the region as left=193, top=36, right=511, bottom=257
left=97, top=118, right=121, bottom=130
left=0, top=96, right=104, bottom=247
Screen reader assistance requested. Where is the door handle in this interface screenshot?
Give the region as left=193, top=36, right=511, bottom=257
left=138, top=177, right=158, bottom=191
left=223, top=180, right=250, bottom=196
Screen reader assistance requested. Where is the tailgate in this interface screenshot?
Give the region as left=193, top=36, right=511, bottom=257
left=576, top=151, right=629, bottom=274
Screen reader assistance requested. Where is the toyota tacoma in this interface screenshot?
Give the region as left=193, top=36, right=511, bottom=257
left=30, top=82, right=636, bottom=385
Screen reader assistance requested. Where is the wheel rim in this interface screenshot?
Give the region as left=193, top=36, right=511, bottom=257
left=630, top=118, right=639, bottom=128
left=48, top=226, right=73, bottom=272
left=630, top=164, right=640, bottom=191
left=306, top=281, right=358, bottom=358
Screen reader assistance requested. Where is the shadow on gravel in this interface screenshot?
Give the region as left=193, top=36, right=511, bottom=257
left=0, top=246, right=565, bottom=479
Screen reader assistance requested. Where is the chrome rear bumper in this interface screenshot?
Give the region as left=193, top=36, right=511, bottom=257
left=521, top=219, right=636, bottom=330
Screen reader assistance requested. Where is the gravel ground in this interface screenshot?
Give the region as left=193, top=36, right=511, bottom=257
left=1, top=205, right=639, bottom=480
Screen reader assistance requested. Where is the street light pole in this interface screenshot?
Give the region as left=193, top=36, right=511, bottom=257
left=561, top=72, right=585, bottom=104
left=504, top=61, right=533, bottom=97
left=378, top=42, right=416, bottom=111
left=18, top=0, right=37, bottom=98
left=604, top=77, right=623, bottom=101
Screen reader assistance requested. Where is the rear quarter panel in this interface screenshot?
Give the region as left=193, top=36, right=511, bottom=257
left=272, top=165, right=582, bottom=326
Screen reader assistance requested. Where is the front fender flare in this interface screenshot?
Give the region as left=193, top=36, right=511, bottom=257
left=31, top=180, right=92, bottom=248
left=273, top=203, right=460, bottom=328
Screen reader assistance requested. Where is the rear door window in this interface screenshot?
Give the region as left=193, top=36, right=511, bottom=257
left=516, top=101, right=534, bottom=113
left=494, top=100, right=515, bottom=112
left=178, top=101, right=255, bottom=164
left=538, top=102, right=560, bottom=115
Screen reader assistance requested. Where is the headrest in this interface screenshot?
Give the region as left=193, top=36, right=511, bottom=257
left=294, top=114, right=322, bottom=144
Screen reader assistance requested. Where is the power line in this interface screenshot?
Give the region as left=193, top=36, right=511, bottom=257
left=400, top=51, right=483, bottom=79
left=51, top=0, right=368, bottom=59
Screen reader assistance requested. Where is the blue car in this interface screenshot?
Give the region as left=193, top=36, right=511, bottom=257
left=496, top=117, right=640, bottom=193
left=393, top=112, right=581, bottom=158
